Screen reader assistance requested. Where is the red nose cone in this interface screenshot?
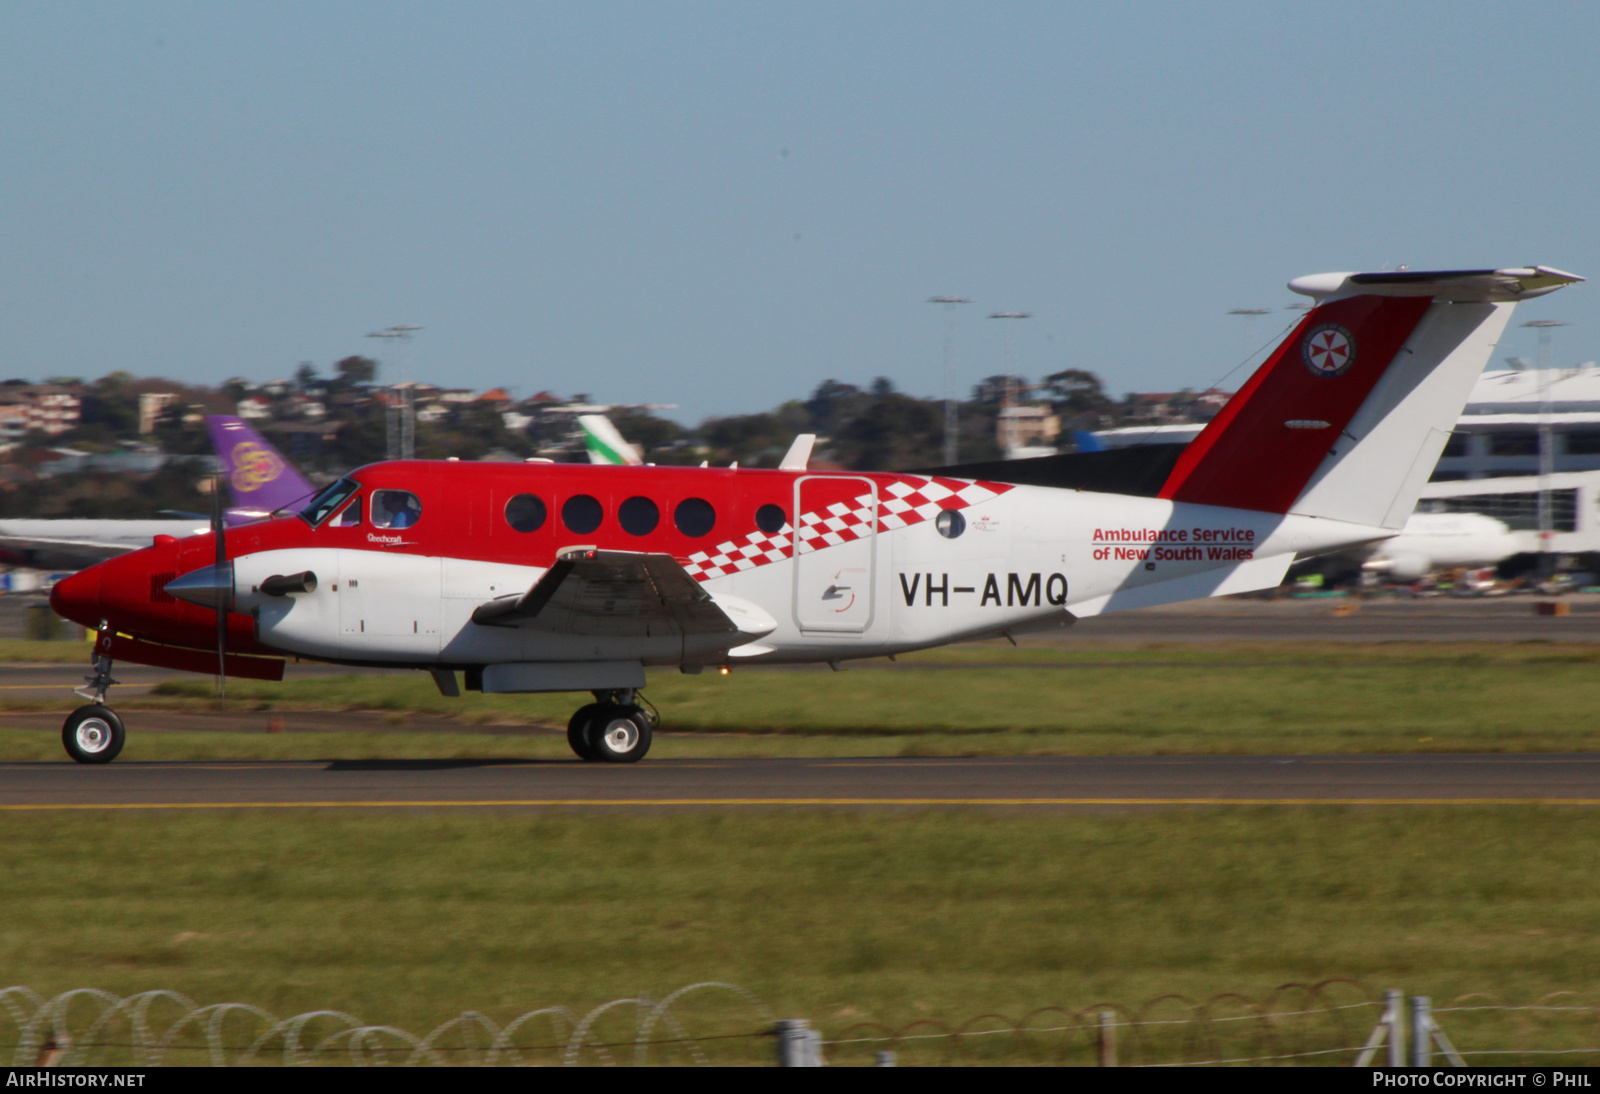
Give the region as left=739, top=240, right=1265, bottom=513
left=49, top=567, right=102, bottom=629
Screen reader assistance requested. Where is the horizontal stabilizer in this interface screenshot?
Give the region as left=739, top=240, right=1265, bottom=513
left=1289, top=266, right=1582, bottom=303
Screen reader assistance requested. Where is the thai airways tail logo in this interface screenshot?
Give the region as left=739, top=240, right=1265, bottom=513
left=230, top=441, right=286, bottom=493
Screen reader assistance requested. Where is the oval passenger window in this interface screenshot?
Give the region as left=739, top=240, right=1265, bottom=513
left=936, top=509, right=966, bottom=539
left=618, top=496, right=660, bottom=536
left=755, top=503, right=787, bottom=534
left=505, top=494, right=547, bottom=533
left=674, top=497, right=716, bottom=538
left=562, top=494, right=604, bottom=535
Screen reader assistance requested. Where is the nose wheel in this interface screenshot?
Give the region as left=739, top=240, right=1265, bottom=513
left=63, top=648, right=126, bottom=764
left=63, top=705, right=125, bottom=765
left=567, top=691, right=655, bottom=763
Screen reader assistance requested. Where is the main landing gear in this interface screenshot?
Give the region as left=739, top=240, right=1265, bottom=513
left=63, top=653, right=124, bottom=764
left=567, top=689, right=656, bottom=763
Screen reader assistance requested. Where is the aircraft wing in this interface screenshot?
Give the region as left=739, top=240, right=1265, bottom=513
left=0, top=520, right=211, bottom=570
left=0, top=533, right=143, bottom=556
left=470, top=549, right=740, bottom=638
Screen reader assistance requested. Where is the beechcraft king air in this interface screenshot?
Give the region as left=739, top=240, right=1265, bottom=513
left=47, top=266, right=1583, bottom=764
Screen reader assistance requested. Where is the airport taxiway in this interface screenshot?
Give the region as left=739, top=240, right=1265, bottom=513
left=5, top=754, right=1600, bottom=811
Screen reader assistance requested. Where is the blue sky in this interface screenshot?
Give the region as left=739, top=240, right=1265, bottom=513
left=2, top=2, right=1596, bottom=423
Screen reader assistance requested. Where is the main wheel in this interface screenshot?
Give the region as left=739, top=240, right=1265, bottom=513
left=590, top=705, right=653, bottom=764
left=63, top=705, right=125, bottom=765
left=567, top=703, right=602, bottom=761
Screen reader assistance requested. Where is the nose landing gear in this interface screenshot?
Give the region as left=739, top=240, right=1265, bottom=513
left=567, top=689, right=655, bottom=763
left=63, top=652, right=124, bottom=764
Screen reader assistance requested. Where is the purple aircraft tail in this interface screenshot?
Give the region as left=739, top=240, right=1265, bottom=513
left=205, top=416, right=319, bottom=525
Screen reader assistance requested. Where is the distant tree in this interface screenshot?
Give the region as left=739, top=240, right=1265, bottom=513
left=294, top=362, right=319, bottom=390
left=701, top=413, right=795, bottom=467
left=1042, top=368, right=1113, bottom=418
left=324, top=413, right=386, bottom=471
left=803, top=379, right=864, bottom=434
left=79, top=373, right=140, bottom=436
left=971, top=375, right=1015, bottom=405
left=870, top=376, right=896, bottom=397
left=334, top=356, right=378, bottom=386
left=833, top=391, right=943, bottom=470
left=151, top=403, right=209, bottom=456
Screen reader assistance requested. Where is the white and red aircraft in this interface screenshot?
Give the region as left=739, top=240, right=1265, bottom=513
left=48, top=266, right=1582, bottom=764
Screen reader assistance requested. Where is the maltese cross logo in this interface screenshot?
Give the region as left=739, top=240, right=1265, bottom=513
left=1302, top=324, right=1356, bottom=378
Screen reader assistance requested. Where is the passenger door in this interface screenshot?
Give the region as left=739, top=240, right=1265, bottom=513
left=792, top=475, right=876, bottom=634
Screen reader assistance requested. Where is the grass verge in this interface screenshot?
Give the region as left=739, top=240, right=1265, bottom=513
left=4, top=641, right=1600, bottom=758
left=1, top=807, right=1597, bottom=1064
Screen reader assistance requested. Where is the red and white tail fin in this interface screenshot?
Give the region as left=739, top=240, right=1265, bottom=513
left=1158, top=267, right=1582, bottom=528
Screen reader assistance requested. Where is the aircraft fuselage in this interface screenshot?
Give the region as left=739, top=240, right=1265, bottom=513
left=51, top=459, right=1382, bottom=675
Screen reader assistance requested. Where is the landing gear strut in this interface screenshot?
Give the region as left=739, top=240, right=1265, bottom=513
left=63, top=651, right=124, bottom=764
left=567, top=689, right=655, bottom=763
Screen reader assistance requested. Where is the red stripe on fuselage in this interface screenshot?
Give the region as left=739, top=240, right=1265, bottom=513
left=1157, top=295, right=1432, bottom=513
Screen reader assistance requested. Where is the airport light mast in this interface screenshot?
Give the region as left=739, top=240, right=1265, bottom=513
left=928, top=296, right=970, bottom=465
left=989, top=311, right=1032, bottom=456
left=1523, top=318, right=1567, bottom=577
left=1228, top=307, right=1271, bottom=364
left=366, top=325, right=424, bottom=459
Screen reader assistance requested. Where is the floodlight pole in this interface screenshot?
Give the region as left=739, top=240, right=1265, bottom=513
left=1523, top=319, right=1566, bottom=577
left=989, top=312, right=1031, bottom=454
left=1228, top=308, right=1271, bottom=364
left=928, top=296, right=970, bottom=466
left=366, top=325, right=424, bottom=459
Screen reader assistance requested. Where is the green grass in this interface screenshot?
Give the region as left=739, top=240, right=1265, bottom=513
left=3, top=808, right=1599, bottom=1064
left=5, top=640, right=1600, bottom=759
left=0, top=637, right=99, bottom=662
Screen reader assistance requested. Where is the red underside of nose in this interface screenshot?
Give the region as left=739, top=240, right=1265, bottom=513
left=49, top=566, right=102, bottom=630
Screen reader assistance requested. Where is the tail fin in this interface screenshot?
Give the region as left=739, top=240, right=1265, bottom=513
left=577, top=414, right=644, bottom=465
left=1158, top=267, right=1582, bottom=527
left=204, top=416, right=319, bottom=522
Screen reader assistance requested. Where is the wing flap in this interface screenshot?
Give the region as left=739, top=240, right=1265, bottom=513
left=471, top=549, right=740, bottom=639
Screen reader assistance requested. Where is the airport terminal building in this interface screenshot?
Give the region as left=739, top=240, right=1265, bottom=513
left=1432, top=368, right=1600, bottom=481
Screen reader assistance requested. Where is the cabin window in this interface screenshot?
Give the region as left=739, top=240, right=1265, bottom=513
left=755, top=503, right=787, bottom=534
left=372, top=490, right=422, bottom=529
left=331, top=496, right=363, bottom=527
left=299, top=477, right=361, bottom=527
left=505, top=494, right=547, bottom=533
left=619, top=496, right=660, bottom=536
left=936, top=510, right=966, bottom=539
left=562, top=494, right=604, bottom=534
left=674, top=497, right=716, bottom=537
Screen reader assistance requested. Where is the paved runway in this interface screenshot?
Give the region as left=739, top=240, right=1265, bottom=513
left=5, top=754, right=1600, bottom=811
left=3, top=593, right=1597, bottom=697
left=4, top=594, right=1598, bottom=812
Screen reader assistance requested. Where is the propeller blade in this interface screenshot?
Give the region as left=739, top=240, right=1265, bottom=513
left=212, top=473, right=225, bottom=706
